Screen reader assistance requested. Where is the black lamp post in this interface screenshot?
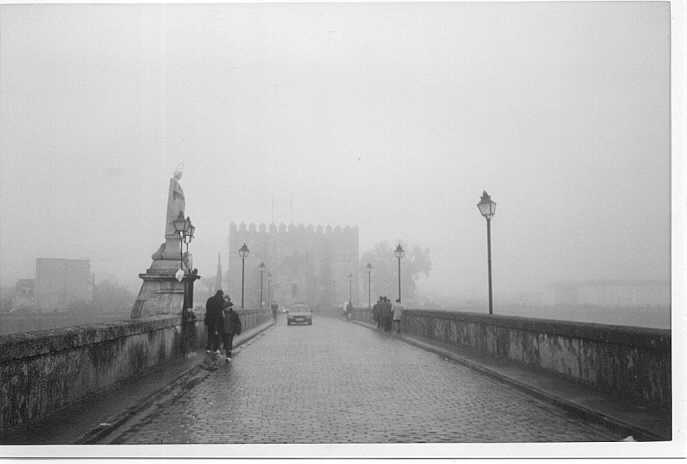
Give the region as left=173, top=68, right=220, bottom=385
left=477, top=190, right=496, bottom=315
left=183, top=217, right=195, bottom=253
left=394, top=244, right=405, bottom=303
left=258, top=262, right=266, bottom=309
left=365, top=263, right=373, bottom=309
left=173, top=213, right=196, bottom=313
left=238, top=243, right=250, bottom=309
left=346, top=273, right=353, bottom=304
left=267, top=271, right=272, bottom=310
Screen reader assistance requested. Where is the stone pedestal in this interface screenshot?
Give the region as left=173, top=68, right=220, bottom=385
left=130, top=253, right=200, bottom=319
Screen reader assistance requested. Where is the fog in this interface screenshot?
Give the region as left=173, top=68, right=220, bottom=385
left=0, top=4, right=670, bottom=312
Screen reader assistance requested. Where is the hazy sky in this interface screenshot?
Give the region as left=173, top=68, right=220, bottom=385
left=0, top=3, right=670, bottom=300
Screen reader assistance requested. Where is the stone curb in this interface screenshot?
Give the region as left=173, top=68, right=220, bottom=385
left=349, top=319, right=667, bottom=442
left=75, top=319, right=275, bottom=444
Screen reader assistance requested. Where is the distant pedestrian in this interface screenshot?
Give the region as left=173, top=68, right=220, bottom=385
left=392, top=299, right=404, bottom=334
left=383, top=297, right=393, bottom=332
left=205, top=290, right=224, bottom=353
left=221, top=297, right=242, bottom=362
left=346, top=301, right=353, bottom=321
left=372, top=297, right=382, bottom=328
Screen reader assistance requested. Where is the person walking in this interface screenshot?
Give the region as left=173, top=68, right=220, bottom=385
left=392, top=299, right=404, bottom=334
left=372, top=297, right=382, bottom=329
left=382, top=297, right=392, bottom=332
left=221, top=297, right=242, bottom=362
left=205, top=290, right=224, bottom=353
left=346, top=301, right=353, bottom=321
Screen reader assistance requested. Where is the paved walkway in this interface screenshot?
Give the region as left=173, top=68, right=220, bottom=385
left=113, top=315, right=621, bottom=443
left=354, top=320, right=670, bottom=441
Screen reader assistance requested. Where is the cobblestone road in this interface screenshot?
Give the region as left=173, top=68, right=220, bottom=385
left=115, top=315, right=620, bottom=443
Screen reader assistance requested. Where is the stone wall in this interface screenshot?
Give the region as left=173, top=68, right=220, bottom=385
left=0, top=315, right=189, bottom=432
left=0, top=312, right=130, bottom=336
left=192, top=308, right=273, bottom=335
left=236, top=308, right=274, bottom=330
left=352, top=308, right=670, bottom=409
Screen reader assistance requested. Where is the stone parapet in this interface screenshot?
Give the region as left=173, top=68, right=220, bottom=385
left=403, top=309, right=669, bottom=352
left=351, top=308, right=671, bottom=409
left=0, top=315, right=198, bottom=433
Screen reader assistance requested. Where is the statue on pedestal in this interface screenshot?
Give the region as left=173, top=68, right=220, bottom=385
left=151, top=164, right=187, bottom=262
left=166, top=166, right=186, bottom=239
left=131, top=163, right=200, bottom=319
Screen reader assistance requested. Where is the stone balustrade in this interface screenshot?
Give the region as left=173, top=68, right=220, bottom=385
left=191, top=307, right=273, bottom=332
left=351, top=308, right=670, bottom=409
left=0, top=307, right=273, bottom=434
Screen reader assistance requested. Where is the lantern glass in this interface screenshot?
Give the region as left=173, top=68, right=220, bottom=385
left=239, top=243, right=250, bottom=259
left=394, top=244, right=405, bottom=259
left=477, top=191, right=496, bottom=219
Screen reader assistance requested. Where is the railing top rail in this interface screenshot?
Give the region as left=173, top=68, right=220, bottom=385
left=0, top=314, right=181, bottom=363
left=354, top=307, right=670, bottom=350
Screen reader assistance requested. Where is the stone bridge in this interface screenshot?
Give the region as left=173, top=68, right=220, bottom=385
left=0, top=306, right=671, bottom=445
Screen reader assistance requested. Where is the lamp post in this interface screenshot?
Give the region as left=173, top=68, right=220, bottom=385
left=346, top=273, right=353, bottom=304
left=477, top=190, right=496, bottom=315
left=267, top=271, right=272, bottom=310
left=183, top=217, right=195, bottom=254
left=172, top=213, right=188, bottom=270
left=366, top=263, right=373, bottom=309
left=172, top=213, right=195, bottom=313
left=258, top=262, right=266, bottom=309
left=238, top=243, right=250, bottom=309
left=394, top=244, right=405, bottom=303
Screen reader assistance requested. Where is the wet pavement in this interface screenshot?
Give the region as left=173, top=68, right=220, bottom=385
left=113, top=315, right=621, bottom=443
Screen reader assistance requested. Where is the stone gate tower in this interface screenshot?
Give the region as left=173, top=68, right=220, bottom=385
left=228, top=222, right=359, bottom=309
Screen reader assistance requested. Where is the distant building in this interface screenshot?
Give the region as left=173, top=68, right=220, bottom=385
left=35, top=258, right=92, bottom=312
left=543, top=280, right=669, bottom=308
left=11, top=279, right=36, bottom=311
left=228, top=222, right=359, bottom=309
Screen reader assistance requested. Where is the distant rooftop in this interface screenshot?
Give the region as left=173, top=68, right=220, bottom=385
left=549, top=280, right=669, bottom=288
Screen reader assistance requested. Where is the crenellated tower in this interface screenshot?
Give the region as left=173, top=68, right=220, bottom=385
left=228, top=222, right=359, bottom=309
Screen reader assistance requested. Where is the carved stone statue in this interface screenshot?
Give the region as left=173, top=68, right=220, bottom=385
left=132, top=163, right=199, bottom=320
left=151, top=164, right=186, bottom=261
left=166, top=165, right=186, bottom=239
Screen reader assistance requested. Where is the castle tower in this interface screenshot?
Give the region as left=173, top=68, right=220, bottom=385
left=228, top=221, right=359, bottom=309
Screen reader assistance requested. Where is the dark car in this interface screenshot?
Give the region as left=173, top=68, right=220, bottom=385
left=287, top=303, right=312, bottom=326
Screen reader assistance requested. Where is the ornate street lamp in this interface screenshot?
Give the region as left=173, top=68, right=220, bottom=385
left=346, top=273, right=353, bottom=304
left=258, top=262, right=266, bottom=309
left=267, top=271, right=272, bottom=311
left=173, top=213, right=196, bottom=282
left=173, top=212, right=196, bottom=313
left=183, top=217, right=195, bottom=253
left=365, top=263, right=373, bottom=309
left=477, top=190, right=496, bottom=315
left=172, top=212, right=187, bottom=267
left=394, top=244, right=405, bottom=303
left=238, top=242, right=250, bottom=309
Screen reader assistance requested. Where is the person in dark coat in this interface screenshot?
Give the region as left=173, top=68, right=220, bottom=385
left=221, top=297, right=242, bottom=362
left=345, top=301, right=353, bottom=321
left=372, top=297, right=382, bottom=329
left=383, top=297, right=393, bottom=332
left=205, top=290, right=224, bottom=353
